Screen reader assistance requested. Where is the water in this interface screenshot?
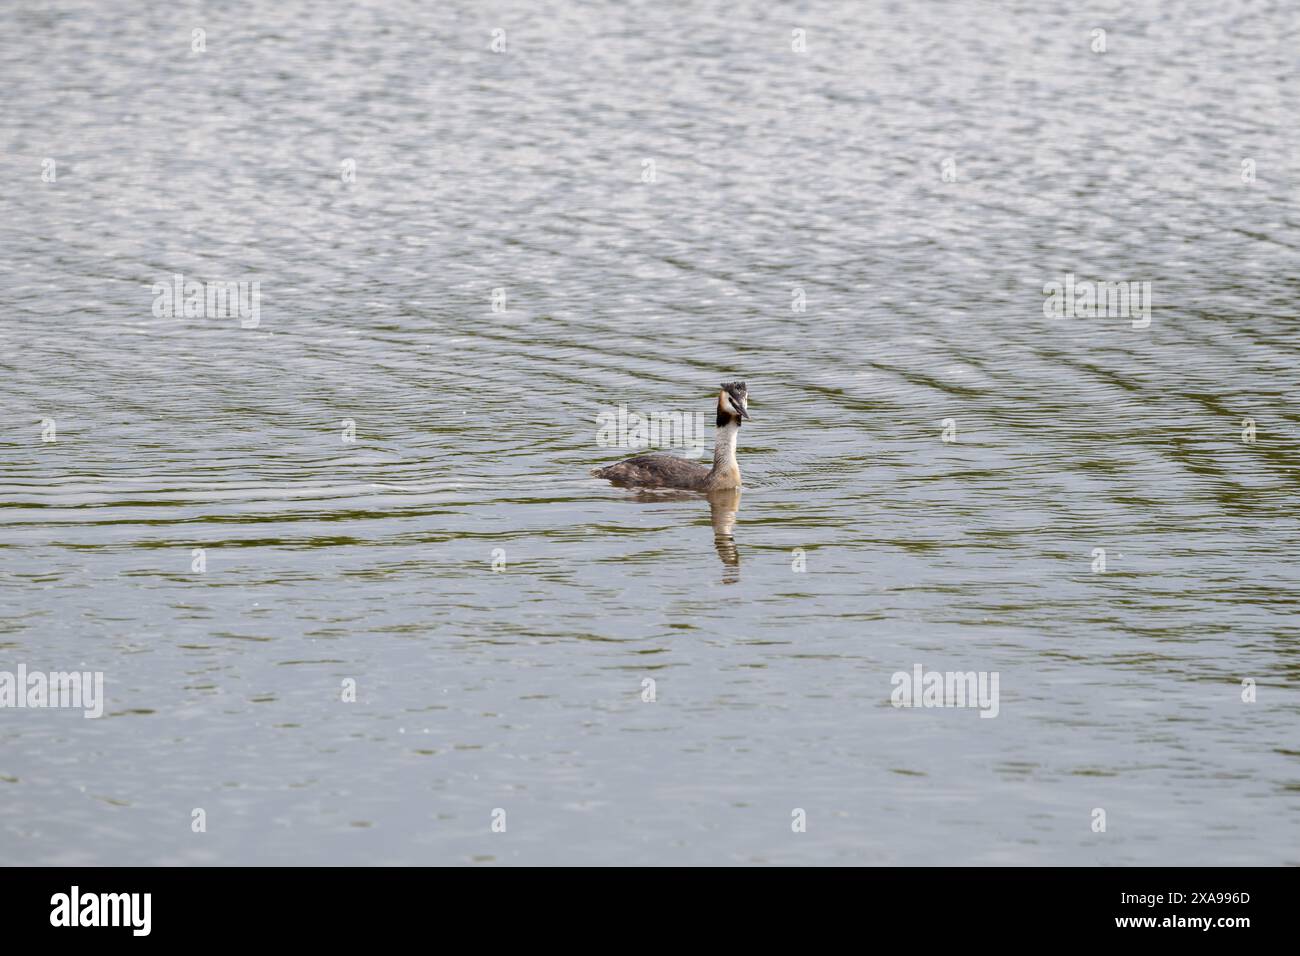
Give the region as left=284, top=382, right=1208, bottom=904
left=2, top=0, right=1298, bottom=865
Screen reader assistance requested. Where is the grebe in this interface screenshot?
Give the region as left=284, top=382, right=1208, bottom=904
left=593, top=382, right=751, bottom=490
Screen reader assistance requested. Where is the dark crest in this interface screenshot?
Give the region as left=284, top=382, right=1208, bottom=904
left=717, top=381, right=750, bottom=426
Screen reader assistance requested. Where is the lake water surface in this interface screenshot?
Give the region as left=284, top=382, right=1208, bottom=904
left=2, top=0, right=1298, bottom=865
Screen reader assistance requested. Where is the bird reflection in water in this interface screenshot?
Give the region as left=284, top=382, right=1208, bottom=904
left=625, top=487, right=743, bottom=583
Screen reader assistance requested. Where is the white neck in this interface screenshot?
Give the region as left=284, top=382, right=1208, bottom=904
left=711, top=420, right=739, bottom=474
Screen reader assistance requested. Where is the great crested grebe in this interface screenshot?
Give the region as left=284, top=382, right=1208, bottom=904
left=593, top=382, right=751, bottom=490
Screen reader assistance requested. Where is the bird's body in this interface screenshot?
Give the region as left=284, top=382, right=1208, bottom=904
left=592, top=453, right=714, bottom=490
left=593, top=382, right=750, bottom=491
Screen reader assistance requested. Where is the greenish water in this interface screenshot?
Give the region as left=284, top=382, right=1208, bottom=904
left=1, top=0, right=1297, bottom=865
